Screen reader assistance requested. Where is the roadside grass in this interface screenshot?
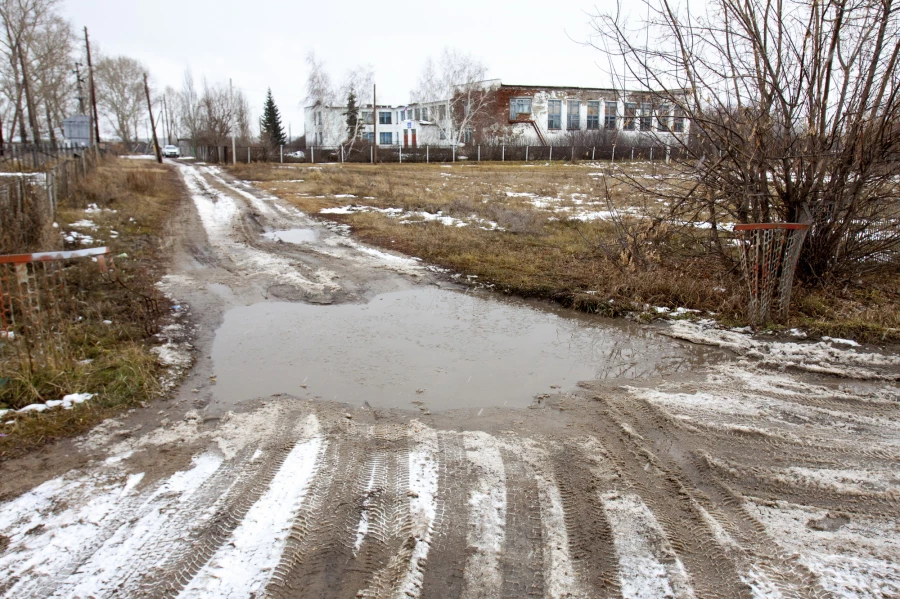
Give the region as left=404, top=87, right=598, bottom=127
left=0, top=159, right=182, bottom=460
left=234, top=161, right=900, bottom=344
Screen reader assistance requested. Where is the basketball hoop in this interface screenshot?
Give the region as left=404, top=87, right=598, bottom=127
left=734, top=223, right=810, bottom=326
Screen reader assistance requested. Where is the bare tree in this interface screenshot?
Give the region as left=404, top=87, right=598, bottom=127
left=411, top=49, right=495, bottom=148
left=29, top=12, right=74, bottom=147
left=590, top=0, right=900, bottom=281
left=94, top=53, right=146, bottom=145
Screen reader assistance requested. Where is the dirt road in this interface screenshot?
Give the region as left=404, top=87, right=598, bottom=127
left=0, top=160, right=898, bottom=598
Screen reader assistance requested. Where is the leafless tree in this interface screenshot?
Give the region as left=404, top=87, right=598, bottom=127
left=590, top=0, right=900, bottom=281
left=29, top=12, right=74, bottom=147
left=411, top=48, right=495, bottom=148
left=94, top=53, right=146, bottom=146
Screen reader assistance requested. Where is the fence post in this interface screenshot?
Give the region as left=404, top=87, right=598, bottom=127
left=248, top=147, right=250, bottom=164
left=666, top=146, right=671, bottom=165
left=631, top=147, right=634, bottom=160
left=399, top=144, right=402, bottom=163
left=592, top=146, right=595, bottom=161
left=312, top=147, right=315, bottom=163
left=549, top=146, right=552, bottom=161
left=611, top=145, right=616, bottom=163
left=452, top=146, right=456, bottom=162
left=502, top=145, right=505, bottom=161
left=370, top=145, right=373, bottom=164
left=280, top=145, right=283, bottom=163
left=477, top=145, right=480, bottom=162
left=426, top=145, right=429, bottom=164
left=526, top=146, right=529, bottom=161
left=571, top=146, right=575, bottom=162
left=650, top=146, right=653, bottom=162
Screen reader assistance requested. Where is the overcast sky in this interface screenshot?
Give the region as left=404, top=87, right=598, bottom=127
left=60, top=0, right=619, bottom=138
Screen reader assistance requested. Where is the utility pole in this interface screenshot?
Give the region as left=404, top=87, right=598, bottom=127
left=372, top=83, right=377, bottom=163
left=162, top=94, right=170, bottom=144
left=84, top=27, right=101, bottom=145
left=230, top=78, right=236, bottom=165
left=144, top=73, right=162, bottom=163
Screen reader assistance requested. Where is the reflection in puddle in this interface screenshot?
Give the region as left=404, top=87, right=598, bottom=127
left=263, top=228, right=318, bottom=244
left=212, top=288, right=726, bottom=410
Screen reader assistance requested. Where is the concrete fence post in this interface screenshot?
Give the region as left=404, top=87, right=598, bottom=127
left=526, top=146, right=529, bottom=161
left=592, top=146, right=595, bottom=160
left=631, top=146, right=634, bottom=160
left=650, top=146, right=653, bottom=162
left=341, top=145, right=344, bottom=163
left=571, top=146, right=574, bottom=162
left=477, top=145, right=480, bottom=162
left=280, top=145, right=283, bottom=163
left=611, top=145, right=616, bottom=163
left=311, top=147, right=315, bottom=163
left=248, top=147, right=250, bottom=164
left=426, top=145, right=429, bottom=163
left=399, top=145, right=403, bottom=163
left=370, top=145, right=373, bottom=164
left=502, top=145, right=505, bottom=161
left=549, top=146, right=553, bottom=161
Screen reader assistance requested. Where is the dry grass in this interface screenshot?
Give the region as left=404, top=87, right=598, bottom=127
left=0, top=159, right=183, bottom=460
left=232, top=161, right=900, bottom=342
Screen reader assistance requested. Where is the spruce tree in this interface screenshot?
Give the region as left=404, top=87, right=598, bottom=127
left=259, top=88, right=286, bottom=148
left=345, top=89, right=361, bottom=141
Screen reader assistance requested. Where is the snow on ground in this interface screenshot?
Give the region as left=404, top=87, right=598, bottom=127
left=462, top=431, right=507, bottom=598
left=179, top=416, right=324, bottom=598
left=662, top=319, right=900, bottom=380
left=748, top=500, right=900, bottom=598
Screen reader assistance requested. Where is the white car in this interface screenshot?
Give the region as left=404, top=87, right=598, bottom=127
left=286, top=150, right=306, bottom=159
left=163, top=145, right=180, bottom=158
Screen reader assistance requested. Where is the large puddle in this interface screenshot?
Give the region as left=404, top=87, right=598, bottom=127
left=211, top=287, right=727, bottom=410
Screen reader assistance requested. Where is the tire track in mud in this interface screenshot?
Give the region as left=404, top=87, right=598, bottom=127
left=498, top=447, right=544, bottom=598
left=135, top=416, right=312, bottom=599
left=589, top=396, right=754, bottom=599
left=549, top=443, right=622, bottom=599
left=608, top=393, right=832, bottom=599
left=419, top=431, right=470, bottom=599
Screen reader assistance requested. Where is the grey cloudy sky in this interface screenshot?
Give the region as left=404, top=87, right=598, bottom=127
left=60, top=0, right=618, bottom=137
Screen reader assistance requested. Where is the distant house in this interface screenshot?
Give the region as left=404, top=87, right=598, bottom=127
left=303, top=81, right=688, bottom=148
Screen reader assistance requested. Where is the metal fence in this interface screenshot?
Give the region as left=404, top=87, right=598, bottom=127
left=0, top=148, right=104, bottom=255
left=192, top=143, right=690, bottom=165
left=0, top=247, right=111, bottom=376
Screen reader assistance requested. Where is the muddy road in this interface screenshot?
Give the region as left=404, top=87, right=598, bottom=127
left=0, top=160, right=898, bottom=598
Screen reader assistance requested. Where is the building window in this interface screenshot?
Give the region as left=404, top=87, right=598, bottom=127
left=567, top=100, right=580, bottom=130
left=379, top=111, right=392, bottom=125
left=656, top=105, right=670, bottom=131
left=623, top=102, right=637, bottom=130
left=439, top=104, right=446, bottom=120
left=604, top=101, right=617, bottom=129
left=380, top=131, right=392, bottom=144
left=401, top=109, right=406, bottom=121
left=509, top=97, right=532, bottom=120
left=421, top=107, right=429, bottom=121
left=315, top=112, right=322, bottom=126
left=673, top=107, right=685, bottom=132
left=364, top=132, right=374, bottom=142
left=464, top=128, right=473, bottom=144
left=439, top=129, right=446, bottom=140
left=548, top=100, right=562, bottom=130
left=640, top=103, right=652, bottom=131
left=587, top=101, right=600, bottom=130
left=414, top=108, right=420, bottom=120
left=362, top=111, right=373, bottom=125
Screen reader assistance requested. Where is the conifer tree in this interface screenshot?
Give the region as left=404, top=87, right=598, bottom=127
left=259, top=88, right=286, bottom=148
left=345, top=88, right=361, bottom=141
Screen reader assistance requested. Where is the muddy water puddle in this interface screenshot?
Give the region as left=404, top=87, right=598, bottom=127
left=263, top=228, right=318, bottom=244
left=211, top=287, right=727, bottom=410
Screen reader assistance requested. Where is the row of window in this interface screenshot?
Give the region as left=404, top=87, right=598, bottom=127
left=511, top=98, right=685, bottom=132
left=355, top=105, right=449, bottom=126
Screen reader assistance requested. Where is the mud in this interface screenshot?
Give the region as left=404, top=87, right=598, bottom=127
left=0, top=160, right=897, bottom=599
left=211, top=287, right=726, bottom=410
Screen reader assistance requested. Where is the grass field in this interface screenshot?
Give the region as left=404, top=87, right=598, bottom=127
left=233, top=160, right=900, bottom=343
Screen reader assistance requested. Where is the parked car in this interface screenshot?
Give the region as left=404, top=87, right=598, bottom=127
left=286, top=150, right=305, bottom=159
left=163, top=145, right=180, bottom=158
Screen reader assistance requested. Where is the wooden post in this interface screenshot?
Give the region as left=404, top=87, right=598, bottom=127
left=143, top=73, right=162, bottom=164
left=84, top=27, right=101, bottom=145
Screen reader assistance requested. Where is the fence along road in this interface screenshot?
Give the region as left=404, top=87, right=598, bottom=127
left=0, top=159, right=896, bottom=598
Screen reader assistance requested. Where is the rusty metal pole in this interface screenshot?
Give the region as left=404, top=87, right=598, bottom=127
left=144, top=73, right=162, bottom=164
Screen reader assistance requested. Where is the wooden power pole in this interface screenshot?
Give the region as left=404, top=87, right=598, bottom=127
left=144, top=73, right=162, bottom=163
left=373, top=83, right=377, bottom=163
left=84, top=27, right=101, bottom=145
